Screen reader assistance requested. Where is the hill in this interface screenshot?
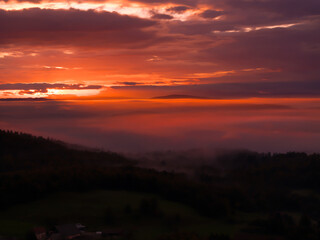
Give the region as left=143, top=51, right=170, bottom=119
left=0, top=129, right=130, bottom=172
left=1, top=130, right=320, bottom=240
left=152, top=94, right=208, bottom=99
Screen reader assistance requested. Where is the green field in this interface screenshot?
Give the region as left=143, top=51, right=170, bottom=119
left=0, top=190, right=241, bottom=240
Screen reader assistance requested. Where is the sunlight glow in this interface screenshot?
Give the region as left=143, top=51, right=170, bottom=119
left=214, top=23, right=299, bottom=34
left=0, top=88, right=102, bottom=99
left=0, top=1, right=152, bottom=18
left=0, top=0, right=214, bottom=21
left=47, top=88, right=102, bottom=97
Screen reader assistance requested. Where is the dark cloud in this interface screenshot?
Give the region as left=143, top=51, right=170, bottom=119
left=3, top=0, right=320, bottom=27
left=199, top=9, right=224, bottom=19
left=166, top=6, right=190, bottom=13
left=0, top=97, right=50, bottom=101
left=151, top=13, right=174, bottom=20
left=0, top=83, right=104, bottom=92
left=115, top=82, right=141, bottom=86
left=0, top=8, right=154, bottom=32
left=0, top=8, right=159, bottom=48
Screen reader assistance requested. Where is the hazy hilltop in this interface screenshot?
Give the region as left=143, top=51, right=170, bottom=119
left=0, top=129, right=130, bottom=172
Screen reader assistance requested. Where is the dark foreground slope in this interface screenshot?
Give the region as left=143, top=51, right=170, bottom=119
left=1, top=130, right=320, bottom=240
left=0, top=130, right=228, bottom=219
left=0, top=129, right=129, bottom=172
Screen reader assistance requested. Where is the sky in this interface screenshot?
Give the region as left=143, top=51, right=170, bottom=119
left=0, top=0, right=320, bottom=153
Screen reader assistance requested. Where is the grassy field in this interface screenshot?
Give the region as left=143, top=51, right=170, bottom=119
left=0, top=190, right=241, bottom=240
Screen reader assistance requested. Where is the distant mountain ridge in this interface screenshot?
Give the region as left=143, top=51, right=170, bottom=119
left=152, top=94, right=208, bottom=99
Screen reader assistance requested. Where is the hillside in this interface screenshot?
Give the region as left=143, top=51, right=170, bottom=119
left=1, top=130, right=320, bottom=240
left=0, top=129, right=130, bottom=172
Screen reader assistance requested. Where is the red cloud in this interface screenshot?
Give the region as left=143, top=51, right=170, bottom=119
left=0, top=8, right=159, bottom=48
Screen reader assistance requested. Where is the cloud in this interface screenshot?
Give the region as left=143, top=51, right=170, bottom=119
left=0, top=83, right=103, bottom=91
left=115, top=82, right=141, bottom=86
left=166, top=6, right=190, bottom=13
left=151, top=13, right=174, bottom=20
left=168, top=20, right=233, bottom=35
left=0, top=8, right=158, bottom=48
left=127, top=0, right=196, bottom=6
left=0, top=8, right=154, bottom=32
left=201, top=0, right=320, bottom=28
left=0, top=83, right=104, bottom=97
left=0, top=0, right=319, bottom=154
left=165, top=0, right=320, bottom=38
left=199, top=9, right=224, bottom=19
left=0, top=97, right=50, bottom=101
left=204, top=20, right=320, bottom=71
left=2, top=0, right=196, bottom=5
left=210, top=0, right=320, bottom=19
